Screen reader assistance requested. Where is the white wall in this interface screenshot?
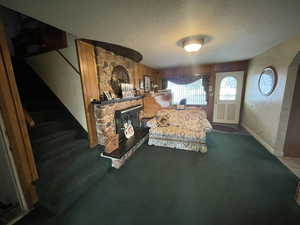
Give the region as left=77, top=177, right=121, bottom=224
left=26, top=34, right=87, bottom=131
left=242, top=34, right=300, bottom=156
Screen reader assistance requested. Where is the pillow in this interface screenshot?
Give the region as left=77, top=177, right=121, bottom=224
left=157, top=115, right=170, bottom=127
left=146, top=118, right=158, bottom=128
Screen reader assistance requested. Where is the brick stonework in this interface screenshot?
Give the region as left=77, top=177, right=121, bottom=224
left=101, top=134, right=148, bottom=169
left=95, top=47, right=161, bottom=96
left=94, top=99, right=143, bottom=146
left=95, top=47, right=135, bottom=95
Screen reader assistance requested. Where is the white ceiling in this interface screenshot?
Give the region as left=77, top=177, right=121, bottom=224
left=1, top=0, right=300, bottom=68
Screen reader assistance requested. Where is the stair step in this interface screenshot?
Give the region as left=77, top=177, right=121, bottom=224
left=31, top=129, right=79, bottom=147
left=30, top=120, right=77, bottom=140
left=36, top=144, right=99, bottom=188
left=34, top=118, right=75, bottom=129
left=36, top=153, right=111, bottom=213
left=35, top=139, right=88, bottom=164
left=23, top=100, right=65, bottom=111
left=30, top=110, right=69, bottom=123
left=31, top=129, right=78, bottom=156
left=13, top=59, right=111, bottom=215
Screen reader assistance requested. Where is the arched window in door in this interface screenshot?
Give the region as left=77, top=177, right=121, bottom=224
left=219, top=76, right=237, bottom=100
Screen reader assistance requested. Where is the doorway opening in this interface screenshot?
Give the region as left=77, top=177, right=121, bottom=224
left=213, top=71, right=244, bottom=124
left=0, top=111, right=28, bottom=224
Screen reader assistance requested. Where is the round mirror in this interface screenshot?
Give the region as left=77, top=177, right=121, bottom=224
left=258, top=67, right=277, bottom=96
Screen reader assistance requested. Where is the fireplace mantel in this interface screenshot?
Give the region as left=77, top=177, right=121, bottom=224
left=92, top=96, right=143, bottom=106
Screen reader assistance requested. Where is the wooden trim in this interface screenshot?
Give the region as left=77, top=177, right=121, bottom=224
left=23, top=107, right=35, bottom=128
left=212, top=60, right=249, bottom=73
left=158, top=60, right=249, bottom=78
left=159, top=64, right=212, bottom=78
left=0, top=23, right=38, bottom=208
left=207, top=71, right=216, bottom=121
left=56, top=49, right=81, bottom=75
left=76, top=40, right=99, bottom=148
left=239, top=70, right=248, bottom=124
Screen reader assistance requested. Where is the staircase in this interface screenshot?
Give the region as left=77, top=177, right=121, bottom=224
left=13, top=58, right=111, bottom=214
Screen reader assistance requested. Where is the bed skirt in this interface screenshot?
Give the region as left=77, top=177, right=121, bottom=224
left=148, top=137, right=207, bottom=153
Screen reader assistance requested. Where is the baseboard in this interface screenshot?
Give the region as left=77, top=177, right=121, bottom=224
left=241, top=123, right=281, bottom=156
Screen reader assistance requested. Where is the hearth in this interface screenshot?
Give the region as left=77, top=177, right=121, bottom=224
left=93, top=97, right=148, bottom=168
left=103, top=128, right=148, bottom=159
left=103, top=104, right=148, bottom=159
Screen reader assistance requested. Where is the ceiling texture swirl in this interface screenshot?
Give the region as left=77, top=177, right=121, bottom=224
left=1, top=0, right=300, bottom=68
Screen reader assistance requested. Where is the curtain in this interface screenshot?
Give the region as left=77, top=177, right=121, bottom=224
left=162, top=79, right=168, bottom=89
left=164, top=75, right=210, bottom=103
left=201, top=76, right=209, bottom=103
left=165, top=74, right=203, bottom=85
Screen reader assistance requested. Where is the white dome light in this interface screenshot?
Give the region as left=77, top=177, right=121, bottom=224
left=183, top=39, right=203, bottom=53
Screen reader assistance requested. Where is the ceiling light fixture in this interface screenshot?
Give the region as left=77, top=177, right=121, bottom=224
left=183, top=39, right=203, bottom=53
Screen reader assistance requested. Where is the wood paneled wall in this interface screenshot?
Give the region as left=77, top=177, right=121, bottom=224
left=158, top=60, right=249, bottom=121
left=159, top=64, right=212, bottom=78
left=134, top=63, right=160, bottom=89
left=159, top=60, right=248, bottom=81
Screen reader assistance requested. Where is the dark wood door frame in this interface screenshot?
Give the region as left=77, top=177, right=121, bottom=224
left=0, top=22, right=38, bottom=208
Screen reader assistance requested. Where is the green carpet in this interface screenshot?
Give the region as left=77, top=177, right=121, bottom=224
left=13, top=59, right=112, bottom=214
left=47, top=132, right=300, bottom=225
left=30, top=111, right=111, bottom=214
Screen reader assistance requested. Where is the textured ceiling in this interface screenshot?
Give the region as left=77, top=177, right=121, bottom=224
left=1, top=0, right=300, bottom=68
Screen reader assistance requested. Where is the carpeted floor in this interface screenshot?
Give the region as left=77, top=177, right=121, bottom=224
left=45, top=132, right=300, bottom=225
left=13, top=59, right=111, bottom=214
left=212, top=123, right=250, bottom=135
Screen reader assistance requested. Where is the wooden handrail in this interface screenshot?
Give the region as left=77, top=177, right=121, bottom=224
left=23, top=107, right=35, bottom=128
left=56, top=49, right=81, bottom=76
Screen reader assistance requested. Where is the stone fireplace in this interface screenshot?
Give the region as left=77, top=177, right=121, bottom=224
left=93, top=97, right=143, bottom=145
left=115, top=105, right=143, bottom=142
left=92, top=46, right=158, bottom=168
left=93, top=97, right=148, bottom=168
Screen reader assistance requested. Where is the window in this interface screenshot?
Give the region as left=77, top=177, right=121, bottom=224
left=167, top=79, right=207, bottom=105
left=219, top=76, right=237, bottom=101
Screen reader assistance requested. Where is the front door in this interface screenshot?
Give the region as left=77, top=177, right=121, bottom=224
left=213, top=71, right=244, bottom=124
